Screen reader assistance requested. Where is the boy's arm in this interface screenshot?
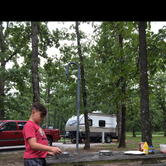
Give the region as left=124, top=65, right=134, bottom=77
left=28, top=137, right=61, bottom=155
left=47, top=151, right=55, bottom=156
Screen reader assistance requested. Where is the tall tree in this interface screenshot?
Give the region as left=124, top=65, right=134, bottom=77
left=117, top=24, right=126, bottom=148
left=139, top=21, right=152, bottom=145
left=0, top=21, right=6, bottom=119
left=0, top=21, right=31, bottom=119
left=75, top=21, right=90, bottom=149
left=31, top=21, right=40, bottom=103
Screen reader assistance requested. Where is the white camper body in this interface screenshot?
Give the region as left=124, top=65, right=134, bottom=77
left=65, top=111, right=118, bottom=143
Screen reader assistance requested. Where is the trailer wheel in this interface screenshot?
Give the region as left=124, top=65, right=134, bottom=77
left=47, top=137, right=53, bottom=146
left=105, top=135, right=112, bottom=143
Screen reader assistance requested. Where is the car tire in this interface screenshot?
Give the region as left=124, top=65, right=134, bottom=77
left=47, top=137, right=52, bottom=146
left=105, top=135, right=112, bottom=143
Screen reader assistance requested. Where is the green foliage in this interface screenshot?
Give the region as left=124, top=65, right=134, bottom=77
left=1, top=21, right=166, bottom=135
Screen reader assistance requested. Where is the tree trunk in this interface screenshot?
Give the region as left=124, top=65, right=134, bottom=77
left=0, top=61, right=5, bottom=120
left=31, top=21, right=40, bottom=103
left=0, top=22, right=6, bottom=120
left=115, top=24, right=126, bottom=146
left=131, top=109, right=136, bottom=137
left=118, top=77, right=126, bottom=148
left=54, top=109, right=56, bottom=129
left=109, top=99, right=111, bottom=113
left=139, top=21, right=152, bottom=145
left=75, top=21, right=90, bottom=149
left=46, top=108, right=49, bottom=129
left=117, top=29, right=126, bottom=148
left=132, top=126, right=136, bottom=137
left=57, top=112, right=59, bottom=129
left=164, top=109, right=166, bottom=136
left=116, top=102, right=122, bottom=142
left=46, top=88, right=50, bottom=129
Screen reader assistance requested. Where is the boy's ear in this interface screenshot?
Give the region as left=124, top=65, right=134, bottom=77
left=32, top=110, right=36, bottom=115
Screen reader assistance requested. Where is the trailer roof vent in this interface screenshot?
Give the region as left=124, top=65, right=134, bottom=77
left=92, top=111, right=102, bottom=113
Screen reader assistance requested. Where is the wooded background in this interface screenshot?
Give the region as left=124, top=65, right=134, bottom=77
left=0, top=21, right=166, bottom=148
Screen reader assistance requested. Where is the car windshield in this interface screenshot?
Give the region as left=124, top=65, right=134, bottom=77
left=0, top=121, right=4, bottom=127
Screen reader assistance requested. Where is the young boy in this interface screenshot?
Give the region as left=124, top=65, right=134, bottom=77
left=23, top=102, right=62, bottom=166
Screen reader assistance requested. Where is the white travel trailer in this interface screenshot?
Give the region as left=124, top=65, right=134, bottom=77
left=65, top=111, right=118, bottom=143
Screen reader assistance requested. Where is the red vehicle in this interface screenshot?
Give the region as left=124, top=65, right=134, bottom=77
left=0, top=120, right=60, bottom=147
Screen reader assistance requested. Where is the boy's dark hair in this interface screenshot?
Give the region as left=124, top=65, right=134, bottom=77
left=31, top=102, right=47, bottom=117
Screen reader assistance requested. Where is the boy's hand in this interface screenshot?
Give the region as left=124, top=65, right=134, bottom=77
left=47, top=151, right=55, bottom=156
left=51, top=147, right=62, bottom=155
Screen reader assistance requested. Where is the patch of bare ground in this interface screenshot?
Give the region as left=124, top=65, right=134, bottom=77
left=0, top=152, right=24, bottom=166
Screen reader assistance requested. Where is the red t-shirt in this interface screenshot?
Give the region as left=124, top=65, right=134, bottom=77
left=23, top=120, right=48, bottom=159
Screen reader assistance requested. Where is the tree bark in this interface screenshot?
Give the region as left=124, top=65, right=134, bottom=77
left=118, top=77, right=126, bottom=148
left=115, top=24, right=126, bottom=146
left=75, top=21, right=90, bottom=149
left=0, top=22, right=7, bottom=119
left=116, top=102, right=122, bottom=141
left=54, top=109, right=56, bottom=129
left=0, top=61, right=5, bottom=120
left=31, top=21, right=40, bottom=103
left=118, top=79, right=126, bottom=148
left=117, top=31, right=126, bottom=148
left=164, top=108, right=166, bottom=136
left=139, top=21, right=152, bottom=145
left=131, top=109, right=136, bottom=137
left=46, top=88, right=50, bottom=129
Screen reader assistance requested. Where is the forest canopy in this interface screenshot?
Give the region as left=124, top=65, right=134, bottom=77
left=0, top=21, right=166, bottom=137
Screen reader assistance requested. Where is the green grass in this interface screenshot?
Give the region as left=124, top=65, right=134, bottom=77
left=126, top=132, right=166, bottom=149
left=126, top=132, right=165, bottom=135
left=126, top=135, right=166, bottom=150
left=153, top=131, right=164, bottom=135
left=58, top=138, right=71, bottom=142
left=86, top=135, right=166, bottom=152
left=86, top=133, right=166, bottom=152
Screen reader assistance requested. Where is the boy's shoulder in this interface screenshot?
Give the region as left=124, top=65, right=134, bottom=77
left=24, top=120, right=38, bottom=129
left=25, top=120, right=33, bottom=126
left=23, top=121, right=40, bottom=134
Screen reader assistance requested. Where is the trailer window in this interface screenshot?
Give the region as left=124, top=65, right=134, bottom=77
left=88, top=119, right=92, bottom=126
left=99, top=120, right=105, bottom=127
